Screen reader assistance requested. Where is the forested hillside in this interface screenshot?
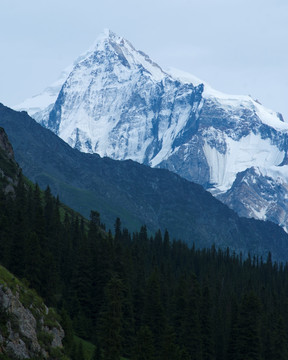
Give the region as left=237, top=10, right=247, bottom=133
left=1, top=104, right=288, bottom=263
left=1, top=172, right=288, bottom=359
left=1, top=126, right=288, bottom=359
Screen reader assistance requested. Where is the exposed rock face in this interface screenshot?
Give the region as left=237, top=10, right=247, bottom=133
left=0, top=126, right=66, bottom=359
left=0, top=127, right=14, bottom=159
left=14, top=30, right=288, bottom=232
left=218, top=167, right=288, bottom=232
left=0, top=126, right=19, bottom=194
left=0, top=284, right=65, bottom=359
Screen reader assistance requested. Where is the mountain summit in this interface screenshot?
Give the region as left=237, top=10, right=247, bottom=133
left=15, top=30, right=288, bottom=231
left=15, top=29, right=204, bottom=164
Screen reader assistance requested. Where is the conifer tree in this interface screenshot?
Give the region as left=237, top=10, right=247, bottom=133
left=160, top=324, right=181, bottom=360
left=200, top=284, right=215, bottom=360
left=143, top=269, right=166, bottom=356
left=273, top=315, right=288, bottom=360
left=75, top=342, right=85, bottom=360
left=114, top=217, right=122, bottom=242
left=172, top=276, right=189, bottom=346
left=9, top=212, right=26, bottom=277
left=183, top=273, right=202, bottom=359
left=32, top=183, right=45, bottom=238
left=134, top=325, right=155, bottom=360
left=163, top=229, right=170, bottom=258
left=60, top=309, right=75, bottom=356
left=92, top=343, right=101, bottom=360
left=227, top=297, right=240, bottom=360
left=24, top=231, right=42, bottom=290
left=98, top=275, right=124, bottom=360
left=91, top=231, right=113, bottom=327
left=236, top=292, right=262, bottom=360
left=120, top=280, right=135, bottom=359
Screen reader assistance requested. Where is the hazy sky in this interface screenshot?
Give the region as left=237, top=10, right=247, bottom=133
left=1, top=0, right=288, bottom=119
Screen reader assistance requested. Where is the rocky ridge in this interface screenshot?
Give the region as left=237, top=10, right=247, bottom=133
left=0, top=265, right=65, bottom=359
left=0, top=127, right=66, bottom=359
left=14, top=30, right=288, bottom=231
left=0, top=127, right=20, bottom=195
left=1, top=104, right=288, bottom=262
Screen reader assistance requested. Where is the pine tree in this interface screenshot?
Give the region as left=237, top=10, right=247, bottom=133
left=91, top=231, right=113, bottom=328
left=200, top=284, right=215, bottom=360
left=75, top=342, right=85, bottom=360
left=134, top=326, right=155, bottom=360
left=172, top=276, right=188, bottom=346
left=236, top=292, right=262, bottom=360
left=183, top=273, right=202, bottom=359
left=143, top=269, right=166, bottom=356
left=60, top=309, right=75, bottom=355
left=91, top=345, right=101, bottom=360
left=227, top=297, right=240, bottom=360
left=163, top=229, right=170, bottom=258
left=114, top=217, right=122, bottom=242
left=98, top=275, right=124, bottom=360
left=160, top=324, right=180, bottom=360
left=24, top=231, right=42, bottom=290
left=273, top=315, right=288, bottom=360
left=120, top=281, right=135, bottom=359
left=32, top=183, right=45, bottom=238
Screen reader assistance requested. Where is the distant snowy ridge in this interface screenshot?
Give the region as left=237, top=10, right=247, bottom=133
left=14, top=29, right=288, bottom=232
left=167, top=67, right=288, bottom=131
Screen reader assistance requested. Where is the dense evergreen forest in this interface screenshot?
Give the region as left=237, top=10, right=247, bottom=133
left=1, top=173, right=288, bottom=360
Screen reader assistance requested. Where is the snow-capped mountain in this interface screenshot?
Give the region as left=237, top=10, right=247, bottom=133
left=15, top=29, right=288, bottom=230
left=218, top=166, right=288, bottom=232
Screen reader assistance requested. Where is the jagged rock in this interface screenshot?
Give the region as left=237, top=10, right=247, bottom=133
left=0, top=127, right=14, bottom=159
left=218, top=167, right=288, bottom=232
left=45, top=326, right=65, bottom=348
left=6, top=326, right=30, bottom=359
left=0, top=126, right=19, bottom=194
left=14, top=30, right=288, bottom=232
left=0, top=282, right=65, bottom=359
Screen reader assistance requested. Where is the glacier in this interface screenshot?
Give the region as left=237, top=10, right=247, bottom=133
left=14, top=29, right=288, bottom=231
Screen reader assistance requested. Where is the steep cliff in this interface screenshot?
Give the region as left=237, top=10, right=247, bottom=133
left=15, top=30, right=288, bottom=231
left=0, top=127, right=67, bottom=359
left=0, top=265, right=66, bottom=359
left=0, top=127, right=20, bottom=194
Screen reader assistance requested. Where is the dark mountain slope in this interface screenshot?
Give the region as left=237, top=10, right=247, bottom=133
left=0, top=103, right=288, bottom=261
left=2, top=116, right=288, bottom=360
left=0, top=126, right=20, bottom=192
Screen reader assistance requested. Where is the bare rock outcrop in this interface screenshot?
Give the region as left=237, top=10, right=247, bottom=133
left=0, top=282, right=65, bottom=359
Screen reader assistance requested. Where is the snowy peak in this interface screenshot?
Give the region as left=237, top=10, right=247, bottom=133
left=77, top=28, right=168, bottom=82
left=14, top=29, right=167, bottom=118
left=218, top=166, right=288, bottom=232
left=13, top=30, right=288, bottom=232
left=40, top=30, right=203, bottom=161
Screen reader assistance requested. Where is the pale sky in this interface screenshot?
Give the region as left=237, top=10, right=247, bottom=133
left=1, top=0, right=288, bottom=120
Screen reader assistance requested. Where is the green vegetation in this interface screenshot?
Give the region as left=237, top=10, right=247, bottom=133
left=1, top=135, right=288, bottom=359
left=74, top=336, right=96, bottom=360
left=0, top=148, right=17, bottom=179
left=0, top=264, right=21, bottom=289
left=0, top=264, right=45, bottom=315
left=0, top=264, right=68, bottom=359
left=3, top=103, right=288, bottom=263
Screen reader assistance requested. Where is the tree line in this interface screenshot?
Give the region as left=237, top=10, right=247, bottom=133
left=0, top=174, right=288, bottom=359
